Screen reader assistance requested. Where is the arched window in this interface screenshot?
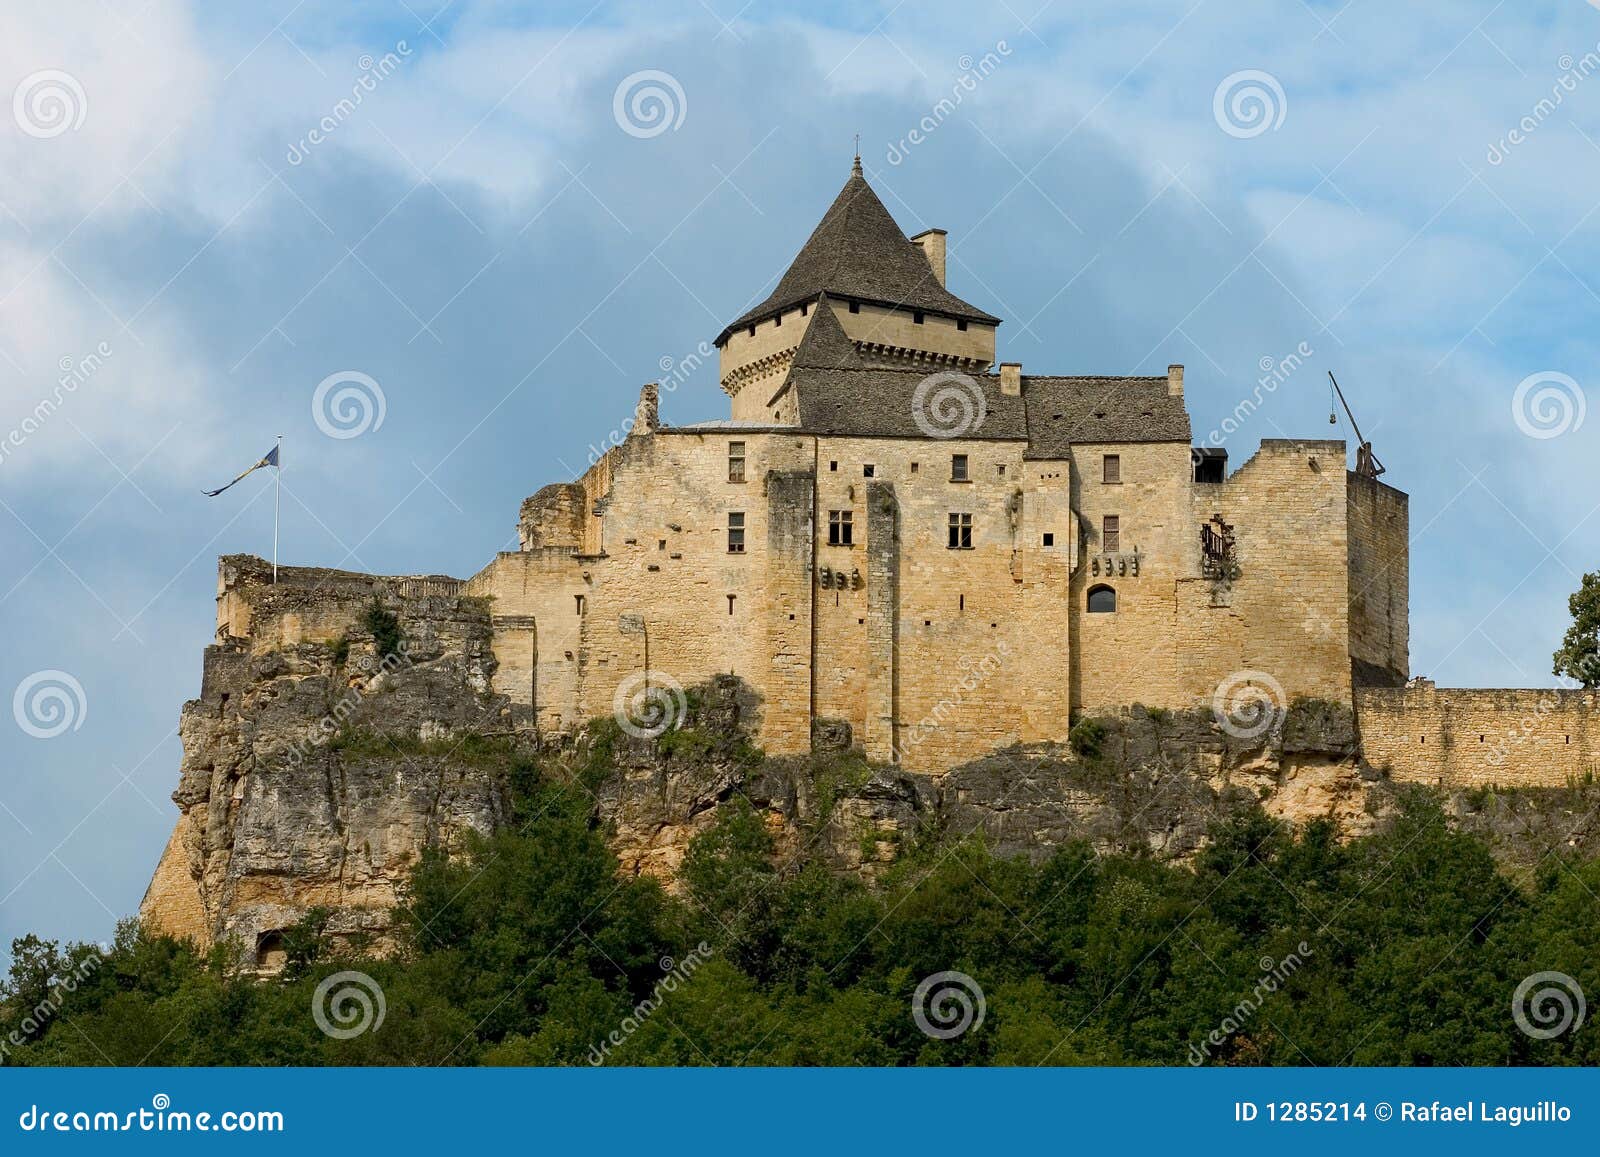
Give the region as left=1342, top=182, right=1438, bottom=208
left=1087, top=584, right=1117, bottom=614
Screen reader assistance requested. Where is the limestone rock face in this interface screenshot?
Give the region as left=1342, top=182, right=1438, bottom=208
left=139, top=586, right=509, bottom=965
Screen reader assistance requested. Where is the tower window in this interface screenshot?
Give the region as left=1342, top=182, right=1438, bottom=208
left=727, top=512, right=746, bottom=554
left=1043, top=533, right=1054, bottom=547
left=1102, top=515, right=1120, bottom=552
left=911, top=461, right=919, bottom=474
left=957, top=319, right=968, bottom=331
left=914, top=311, right=925, bottom=324
left=863, top=464, right=875, bottom=478
left=830, top=460, right=838, bottom=472
left=775, top=312, right=782, bottom=327
left=948, top=512, right=973, bottom=550
left=747, top=324, right=755, bottom=337
left=575, top=594, right=586, bottom=615
left=951, top=454, right=969, bottom=481
left=828, top=509, right=854, bottom=546
left=727, top=594, right=737, bottom=615
left=728, top=441, right=746, bottom=483
left=1103, top=454, right=1121, bottom=484
left=848, top=300, right=860, bottom=314
left=1087, top=584, right=1116, bottom=613
left=801, top=302, right=809, bottom=317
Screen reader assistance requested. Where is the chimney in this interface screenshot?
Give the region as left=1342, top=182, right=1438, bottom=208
left=1167, top=363, right=1184, bottom=397
left=999, top=362, right=1022, bottom=396
left=631, top=383, right=659, bottom=436
left=910, top=228, right=948, bottom=287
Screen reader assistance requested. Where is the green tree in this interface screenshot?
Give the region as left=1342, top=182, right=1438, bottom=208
left=1554, top=571, right=1600, bottom=687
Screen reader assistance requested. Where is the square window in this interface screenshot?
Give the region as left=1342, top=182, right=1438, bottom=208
left=911, top=462, right=919, bottom=474
left=1103, top=454, right=1121, bottom=484
left=829, top=460, right=838, bottom=472
left=951, top=454, right=969, bottom=481
left=1043, top=532, right=1054, bottom=547
left=848, top=300, right=860, bottom=314
left=1102, top=515, right=1120, bottom=552
left=728, top=512, right=746, bottom=554
left=914, top=311, right=925, bottom=324
left=948, top=512, right=973, bottom=550
left=997, top=463, right=1006, bottom=476
left=863, top=464, right=875, bottom=478
left=957, top=318, right=968, bottom=331
left=728, top=441, right=746, bottom=483
left=828, top=509, right=854, bottom=546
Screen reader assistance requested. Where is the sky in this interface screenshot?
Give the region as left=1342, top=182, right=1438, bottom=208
left=2, top=0, right=1598, bottom=960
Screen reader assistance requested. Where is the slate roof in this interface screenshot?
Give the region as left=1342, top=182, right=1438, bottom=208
left=1021, top=376, right=1192, bottom=454
left=717, top=161, right=1000, bottom=346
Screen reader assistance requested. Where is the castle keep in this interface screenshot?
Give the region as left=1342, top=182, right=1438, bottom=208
left=140, top=162, right=1599, bottom=960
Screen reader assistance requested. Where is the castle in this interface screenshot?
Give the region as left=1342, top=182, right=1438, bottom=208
left=140, top=161, right=1599, bottom=960
left=460, top=155, right=1411, bottom=765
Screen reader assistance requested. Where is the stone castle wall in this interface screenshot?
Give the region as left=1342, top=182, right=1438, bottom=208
left=1357, top=684, right=1600, bottom=787
left=1346, top=472, right=1409, bottom=687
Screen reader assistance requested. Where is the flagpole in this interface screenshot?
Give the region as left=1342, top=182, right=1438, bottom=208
left=273, top=435, right=282, bottom=584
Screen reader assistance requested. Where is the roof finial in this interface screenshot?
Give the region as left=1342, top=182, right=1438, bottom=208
left=852, top=133, right=862, bottom=175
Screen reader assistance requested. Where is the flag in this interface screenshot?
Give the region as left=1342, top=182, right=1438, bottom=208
left=203, top=443, right=279, bottom=497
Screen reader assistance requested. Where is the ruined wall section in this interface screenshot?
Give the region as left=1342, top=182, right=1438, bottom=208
left=1346, top=472, right=1409, bottom=687
left=1175, top=440, right=1354, bottom=710
left=1357, top=684, right=1600, bottom=787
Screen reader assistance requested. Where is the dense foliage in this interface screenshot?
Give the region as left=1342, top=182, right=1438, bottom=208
left=1554, top=570, right=1600, bottom=688
left=5, top=758, right=1598, bottom=1067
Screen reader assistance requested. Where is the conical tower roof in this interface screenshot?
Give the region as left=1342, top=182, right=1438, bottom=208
left=716, top=160, right=1000, bottom=346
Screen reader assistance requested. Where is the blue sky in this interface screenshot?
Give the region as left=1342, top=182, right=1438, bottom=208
left=2, top=0, right=1598, bottom=959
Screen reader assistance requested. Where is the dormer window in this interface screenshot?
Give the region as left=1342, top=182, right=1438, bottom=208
left=848, top=301, right=860, bottom=314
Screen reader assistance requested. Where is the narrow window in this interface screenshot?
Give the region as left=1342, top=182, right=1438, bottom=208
left=775, top=312, right=782, bottom=327
left=911, top=461, right=919, bottom=474
left=801, top=302, right=809, bottom=317
left=1087, top=585, right=1116, bottom=613
left=728, top=441, right=746, bottom=483
left=948, top=512, right=973, bottom=549
left=959, top=594, right=965, bottom=611
left=828, top=509, right=854, bottom=546
left=863, top=464, right=875, bottom=478
left=997, top=463, right=1006, bottom=476
left=747, top=324, right=755, bottom=337
left=1043, top=532, right=1054, bottom=547
left=914, top=311, right=925, bottom=324
left=727, top=594, right=736, bottom=615
left=1103, top=454, right=1121, bottom=484
left=727, top=512, right=746, bottom=554
left=575, top=594, right=586, bottom=615
left=951, top=453, right=969, bottom=481
left=848, top=300, right=860, bottom=314
left=1102, top=515, right=1120, bottom=552
left=829, top=460, right=838, bottom=472
left=658, top=539, right=666, bottom=550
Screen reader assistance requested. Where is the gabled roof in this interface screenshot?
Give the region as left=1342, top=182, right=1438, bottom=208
left=1022, top=377, right=1192, bottom=455
left=717, top=161, right=1000, bottom=346
left=788, top=295, right=863, bottom=372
